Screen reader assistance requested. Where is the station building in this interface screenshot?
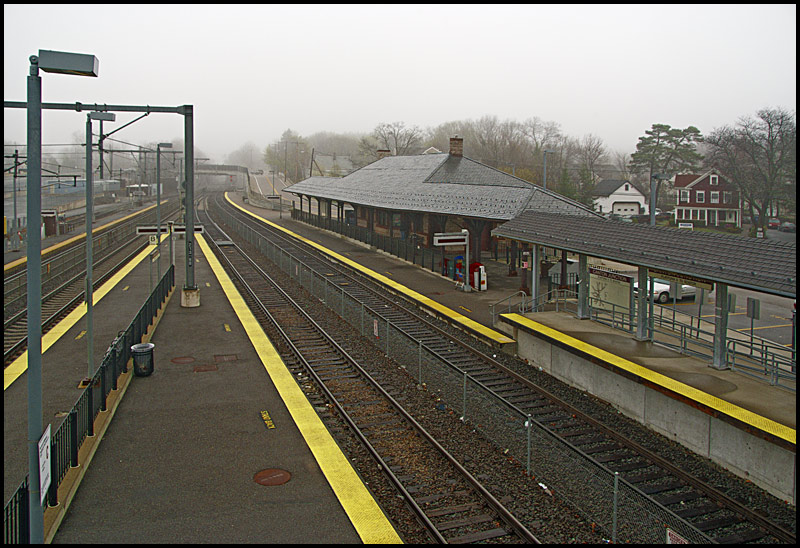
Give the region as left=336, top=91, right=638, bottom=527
left=284, top=136, right=600, bottom=271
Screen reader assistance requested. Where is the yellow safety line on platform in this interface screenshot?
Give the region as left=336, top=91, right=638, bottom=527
left=4, top=201, right=166, bottom=272
left=4, top=234, right=169, bottom=391
left=225, top=192, right=515, bottom=346
left=196, top=233, right=402, bottom=544
left=501, top=313, right=796, bottom=446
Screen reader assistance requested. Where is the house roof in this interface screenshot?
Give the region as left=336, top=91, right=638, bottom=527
left=492, top=211, right=796, bottom=298
left=592, top=179, right=643, bottom=197
left=285, top=153, right=599, bottom=221
left=674, top=169, right=725, bottom=189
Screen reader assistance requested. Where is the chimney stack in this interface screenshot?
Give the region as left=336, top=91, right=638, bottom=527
left=376, top=149, right=391, bottom=160
left=449, top=135, right=463, bottom=157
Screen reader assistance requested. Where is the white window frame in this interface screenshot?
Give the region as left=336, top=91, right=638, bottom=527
left=710, top=174, right=719, bottom=186
left=696, top=190, right=705, bottom=203
left=723, top=191, right=732, bottom=204
left=680, top=189, right=690, bottom=203
left=710, top=191, right=720, bottom=204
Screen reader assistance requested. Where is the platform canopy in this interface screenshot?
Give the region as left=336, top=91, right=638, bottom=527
left=492, top=210, right=796, bottom=298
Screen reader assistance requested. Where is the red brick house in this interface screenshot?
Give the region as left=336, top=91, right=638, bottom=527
left=672, top=169, right=741, bottom=228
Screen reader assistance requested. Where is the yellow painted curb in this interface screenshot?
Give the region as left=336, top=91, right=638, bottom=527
left=196, top=233, right=402, bottom=544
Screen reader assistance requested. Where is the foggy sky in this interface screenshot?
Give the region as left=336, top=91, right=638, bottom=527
left=4, top=4, right=796, bottom=163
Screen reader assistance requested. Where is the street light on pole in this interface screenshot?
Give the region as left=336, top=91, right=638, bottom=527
left=83, top=111, right=115, bottom=388
left=542, top=149, right=555, bottom=190
left=650, top=173, right=670, bottom=226
left=157, top=142, right=172, bottom=282
left=26, top=48, right=99, bottom=544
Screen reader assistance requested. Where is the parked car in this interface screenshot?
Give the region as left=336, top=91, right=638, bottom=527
left=779, top=221, right=796, bottom=233
left=768, top=218, right=781, bottom=229
left=633, top=278, right=697, bottom=304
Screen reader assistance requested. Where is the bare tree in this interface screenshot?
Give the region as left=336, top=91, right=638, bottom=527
left=705, top=107, right=796, bottom=230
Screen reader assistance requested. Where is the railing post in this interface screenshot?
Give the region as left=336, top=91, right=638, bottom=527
left=47, top=438, right=57, bottom=507
left=612, top=471, right=619, bottom=543
left=462, top=371, right=467, bottom=420
left=69, top=409, right=79, bottom=467
left=526, top=415, right=532, bottom=475
left=86, top=384, right=94, bottom=437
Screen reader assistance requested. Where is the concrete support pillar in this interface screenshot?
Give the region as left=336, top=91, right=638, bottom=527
left=531, top=245, right=540, bottom=310
left=577, top=254, right=589, bottom=319
left=635, top=266, right=649, bottom=341
left=711, top=283, right=730, bottom=370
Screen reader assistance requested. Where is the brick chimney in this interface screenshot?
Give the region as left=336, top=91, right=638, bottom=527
left=449, top=135, right=463, bottom=157
left=376, top=149, right=391, bottom=160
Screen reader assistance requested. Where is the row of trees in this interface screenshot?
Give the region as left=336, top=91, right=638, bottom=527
left=247, top=108, right=795, bottom=228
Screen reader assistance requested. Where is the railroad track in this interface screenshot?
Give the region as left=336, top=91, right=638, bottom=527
left=4, top=238, right=147, bottom=365
left=206, top=192, right=795, bottom=544
left=198, top=201, right=538, bottom=543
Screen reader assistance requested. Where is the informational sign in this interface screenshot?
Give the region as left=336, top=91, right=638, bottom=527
left=746, top=297, right=760, bottom=320
left=136, top=225, right=168, bottom=235
left=589, top=267, right=633, bottom=312
left=666, top=528, right=689, bottom=544
left=433, top=231, right=468, bottom=246
left=149, top=235, right=158, bottom=245
left=647, top=267, right=714, bottom=291
left=172, top=224, right=205, bottom=234
left=39, top=424, right=52, bottom=505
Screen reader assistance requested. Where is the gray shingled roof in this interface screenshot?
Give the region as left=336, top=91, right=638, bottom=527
left=492, top=211, right=796, bottom=298
left=285, top=153, right=598, bottom=221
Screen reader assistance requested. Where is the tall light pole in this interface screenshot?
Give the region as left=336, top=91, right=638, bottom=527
left=26, top=49, right=99, bottom=544
left=542, top=149, right=555, bottom=190
left=157, top=142, right=172, bottom=282
left=650, top=173, right=670, bottom=226
left=84, top=111, right=115, bottom=387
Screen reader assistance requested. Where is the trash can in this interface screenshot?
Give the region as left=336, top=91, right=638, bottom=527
left=131, top=342, right=155, bottom=377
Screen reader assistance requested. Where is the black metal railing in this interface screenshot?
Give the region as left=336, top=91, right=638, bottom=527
left=3, top=264, right=174, bottom=544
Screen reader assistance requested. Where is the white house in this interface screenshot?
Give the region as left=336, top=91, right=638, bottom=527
left=592, top=179, right=646, bottom=216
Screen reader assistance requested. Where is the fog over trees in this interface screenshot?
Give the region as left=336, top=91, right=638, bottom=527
left=240, top=108, right=796, bottom=216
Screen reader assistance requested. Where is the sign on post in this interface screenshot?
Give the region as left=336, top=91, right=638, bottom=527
left=172, top=224, right=204, bottom=234
left=38, top=424, right=52, bottom=505
left=647, top=267, right=714, bottom=291
left=136, top=225, right=168, bottom=235
left=433, top=231, right=468, bottom=246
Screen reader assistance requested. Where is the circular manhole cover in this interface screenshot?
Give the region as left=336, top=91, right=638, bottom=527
left=253, top=468, right=291, bottom=486
left=171, top=356, right=196, bottom=364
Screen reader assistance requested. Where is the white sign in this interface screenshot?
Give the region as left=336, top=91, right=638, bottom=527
left=39, top=424, right=52, bottom=505
left=172, top=224, right=205, bottom=234
left=666, top=528, right=689, bottom=544
left=433, top=231, right=468, bottom=246
left=149, top=235, right=158, bottom=245
left=647, top=267, right=714, bottom=291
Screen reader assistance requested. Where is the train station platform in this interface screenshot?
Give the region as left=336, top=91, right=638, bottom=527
left=4, top=199, right=164, bottom=268
left=228, top=191, right=795, bottom=503
left=4, top=224, right=400, bottom=542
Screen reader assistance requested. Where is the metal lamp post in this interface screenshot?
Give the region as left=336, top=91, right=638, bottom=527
left=650, top=173, right=670, bottom=226
left=84, top=111, right=115, bottom=387
left=542, top=149, right=555, bottom=190
left=26, top=49, right=99, bottom=544
left=157, top=142, right=172, bottom=281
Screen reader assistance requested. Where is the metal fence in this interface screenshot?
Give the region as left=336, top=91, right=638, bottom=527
left=3, top=265, right=174, bottom=544
left=491, top=288, right=796, bottom=391
left=221, top=208, right=712, bottom=543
